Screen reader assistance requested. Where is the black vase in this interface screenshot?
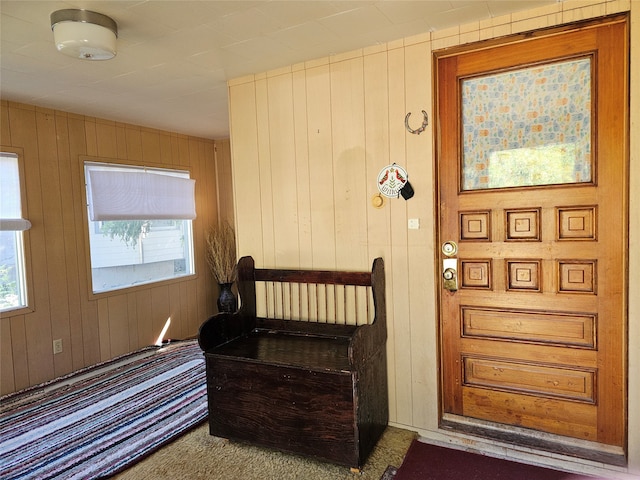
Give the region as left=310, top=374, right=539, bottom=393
left=217, top=283, right=237, bottom=313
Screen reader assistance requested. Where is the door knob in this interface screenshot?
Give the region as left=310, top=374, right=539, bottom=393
left=443, top=268, right=455, bottom=280
left=442, top=258, right=458, bottom=292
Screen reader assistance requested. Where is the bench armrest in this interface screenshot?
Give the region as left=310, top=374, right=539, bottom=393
left=349, top=321, right=387, bottom=365
left=198, top=312, right=254, bottom=352
left=349, top=256, right=387, bottom=364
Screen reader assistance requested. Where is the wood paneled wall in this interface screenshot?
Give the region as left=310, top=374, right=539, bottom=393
left=227, top=0, right=640, bottom=475
left=0, top=101, right=225, bottom=395
left=229, top=36, right=436, bottom=434
left=214, top=139, right=234, bottom=227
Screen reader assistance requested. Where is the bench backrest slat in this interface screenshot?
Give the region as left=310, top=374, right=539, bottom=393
left=259, top=281, right=373, bottom=325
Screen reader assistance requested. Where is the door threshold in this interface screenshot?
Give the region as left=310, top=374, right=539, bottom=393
left=440, top=414, right=626, bottom=467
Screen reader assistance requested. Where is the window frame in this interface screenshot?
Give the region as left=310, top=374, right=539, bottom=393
left=0, top=147, right=34, bottom=317
left=81, top=158, right=197, bottom=298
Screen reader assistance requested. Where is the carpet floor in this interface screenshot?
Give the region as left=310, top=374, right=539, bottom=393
left=113, top=424, right=416, bottom=480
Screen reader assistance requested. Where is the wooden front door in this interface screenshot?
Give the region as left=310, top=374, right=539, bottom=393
left=435, top=16, right=628, bottom=465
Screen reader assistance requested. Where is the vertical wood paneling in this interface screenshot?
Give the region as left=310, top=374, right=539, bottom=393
left=404, top=41, right=437, bottom=430
left=37, top=110, right=73, bottom=377
left=291, top=70, right=313, bottom=267
left=135, top=289, right=153, bottom=347
left=363, top=48, right=395, bottom=417
left=329, top=56, right=367, bottom=323
left=267, top=73, right=300, bottom=267
left=215, top=139, right=235, bottom=227
left=305, top=64, right=336, bottom=268
left=177, top=136, right=190, bottom=166
left=55, top=114, right=85, bottom=372
left=195, top=136, right=217, bottom=316
left=80, top=300, right=100, bottom=368
left=97, top=297, right=110, bottom=361
left=8, top=316, right=28, bottom=391
left=178, top=283, right=190, bottom=340
left=68, top=114, right=101, bottom=368
left=1, top=318, right=15, bottom=392
left=190, top=138, right=205, bottom=321
left=125, top=127, right=143, bottom=161
left=9, top=106, right=54, bottom=386
left=107, top=295, right=129, bottom=357
left=168, top=280, right=182, bottom=340
left=158, top=133, right=173, bottom=166
left=228, top=81, right=263, bottom=260
left=170, top=135, right=181, bottom=166
left=230, top=47, right=422, bottom=422
left=330, top=58, right=368, bottom=271
left=1, top=102, right=219, bottom=395
left=190, top=138, right=212, bottom=324
left=256, top=77, right=276, bottom=267
left=95, top=121, right=118, bottom=159
left=0, top=100, right=10, bottom=142
left=228, top=45, right=431, bottom=426
left=84, top=119, right=98, bottom=157
left=184, top=279, right=199, bottom=336
left=150, top=285, right=170, bottom=344
left=141, top=129, right=161, bottom=164
left=202, top=139, right=219, bottom=231
left=387, top=45, right=414, bottom=426
left=115, top=124, right=128, bottom=159
left=127, top=293, right=139, bottom=349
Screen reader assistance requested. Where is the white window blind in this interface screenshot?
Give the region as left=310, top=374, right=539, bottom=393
left=0, top=219, right=32, bottom=231
left=87, top=167, right=196, bottom=221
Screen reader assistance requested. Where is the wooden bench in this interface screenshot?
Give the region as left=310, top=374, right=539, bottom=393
left=198, top=256, right=388, bottom=469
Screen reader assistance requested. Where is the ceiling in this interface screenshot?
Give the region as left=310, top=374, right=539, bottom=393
left=1, top=1, right=554, bottom=140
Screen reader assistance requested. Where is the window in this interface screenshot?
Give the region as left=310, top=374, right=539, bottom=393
left=0, top=152, right=30, bottom=312
left=84, top=162, right=195, bottom=294
left=461, top=57, right=592, bottom=190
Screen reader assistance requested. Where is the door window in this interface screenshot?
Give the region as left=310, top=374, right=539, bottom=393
left=461, top=57, right=593, bottom=191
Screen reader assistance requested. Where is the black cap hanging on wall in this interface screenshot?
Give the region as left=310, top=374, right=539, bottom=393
left=400, top=180, right=414, bottom=200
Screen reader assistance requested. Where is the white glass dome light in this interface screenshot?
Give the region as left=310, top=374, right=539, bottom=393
left=50, top=9, right=118, bottom=60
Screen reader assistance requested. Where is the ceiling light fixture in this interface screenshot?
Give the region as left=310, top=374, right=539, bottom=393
left=50, top=9, right=118, bottom=60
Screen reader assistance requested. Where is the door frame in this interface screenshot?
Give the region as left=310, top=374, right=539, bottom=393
left=432, top=13, right=630, bottom=466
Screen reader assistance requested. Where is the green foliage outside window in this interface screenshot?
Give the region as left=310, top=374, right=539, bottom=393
left=100, top=220, right=150, bottom=248
left=0, top=264, right=18, bottom=310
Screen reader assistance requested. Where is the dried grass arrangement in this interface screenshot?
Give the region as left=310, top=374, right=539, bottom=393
left=205, top=222, right=237, bottom=284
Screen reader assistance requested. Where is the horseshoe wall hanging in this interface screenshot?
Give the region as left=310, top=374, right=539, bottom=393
left=405, top=110, right=429, bottom=135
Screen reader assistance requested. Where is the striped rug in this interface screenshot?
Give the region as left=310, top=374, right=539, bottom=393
left=0, top=340, right=207, bottom=480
